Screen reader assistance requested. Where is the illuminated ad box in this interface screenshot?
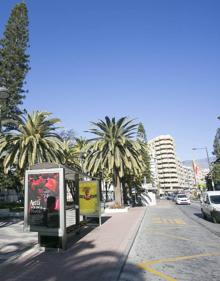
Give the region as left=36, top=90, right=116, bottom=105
left=79, top=181, right=100, bottom=216
left=24, top=168, right=64, bottom=232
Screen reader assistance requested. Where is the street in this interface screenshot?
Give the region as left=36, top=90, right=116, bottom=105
left=119, top=200, right=220, bottom=281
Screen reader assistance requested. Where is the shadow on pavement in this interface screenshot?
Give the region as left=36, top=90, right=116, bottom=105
left=0, top=240, right=145, bottom=281
left=194, top=213, right=213, bottom=223
left=86, top=215, right=111, bottom=225
left=194, top=213, right=203, bottom=219
left=67, top=216, right=112, bottom=248
left=0, top=218, right=22, bottom=228
left=0, top=214, right=145, bottom=281
left=0, top=241, right=36, bottom=264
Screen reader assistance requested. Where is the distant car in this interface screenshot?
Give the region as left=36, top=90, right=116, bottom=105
left=201, top=191, right=220, bottom=223
left=175, top=194, right=190, bottom=205
left=167, top=194, right=175, bottom=200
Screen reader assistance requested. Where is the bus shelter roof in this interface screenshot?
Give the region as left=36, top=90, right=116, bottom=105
left=29, top=163, right=82, bottom=181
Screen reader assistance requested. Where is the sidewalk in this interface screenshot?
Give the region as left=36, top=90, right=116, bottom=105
left=0, top=218, right=38, bottom=264
left=0, top=207, right=146, bottom=281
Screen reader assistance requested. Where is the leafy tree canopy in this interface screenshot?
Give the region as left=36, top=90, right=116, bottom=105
left=213, top=128, right=220, bottom=158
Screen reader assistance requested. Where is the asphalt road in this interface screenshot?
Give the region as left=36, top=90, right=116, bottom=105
left=178, top=202, right=220, bottom=238
left=119, top=200, right=220, bottom=281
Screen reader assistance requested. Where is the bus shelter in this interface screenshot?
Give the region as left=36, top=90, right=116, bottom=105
left=24, top=163, right=102, bottom=250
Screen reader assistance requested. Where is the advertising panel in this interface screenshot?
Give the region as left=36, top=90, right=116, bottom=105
left=27, top=172, right=60, bottom=228
left=79, top=181, right=100, bottom=216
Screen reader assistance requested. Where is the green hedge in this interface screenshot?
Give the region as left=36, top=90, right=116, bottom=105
left=0, top=202, right=24, bottom=211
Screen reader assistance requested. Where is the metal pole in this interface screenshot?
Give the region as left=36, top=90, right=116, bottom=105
left=75, top=173, right=80, bottom=228
left=0, top=106, right=2, bottom=133
left=98, top=179, right=102, bottom=226
left=205, top=147, right=215, bottom=191
left=205, top=147, right=211, bottom=170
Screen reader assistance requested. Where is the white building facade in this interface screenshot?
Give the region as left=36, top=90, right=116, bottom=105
left=148, top=135, right=195, bottom=194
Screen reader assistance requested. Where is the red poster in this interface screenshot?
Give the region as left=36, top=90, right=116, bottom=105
left=28, top=173, right=60, bottom=228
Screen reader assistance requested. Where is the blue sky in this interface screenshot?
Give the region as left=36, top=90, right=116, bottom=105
left=1, top=0, right=220, bottom=161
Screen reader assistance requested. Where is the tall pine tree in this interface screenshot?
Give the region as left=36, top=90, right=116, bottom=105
left=0, top=2, right=29, bottom=120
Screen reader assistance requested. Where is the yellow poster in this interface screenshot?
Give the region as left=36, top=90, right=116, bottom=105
left=79, top=181, right=99, bottom=215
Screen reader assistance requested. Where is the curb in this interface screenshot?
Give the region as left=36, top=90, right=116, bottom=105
left=104, top=207, right=129, bottom=214
left=115, top=207, right=147, bottom=281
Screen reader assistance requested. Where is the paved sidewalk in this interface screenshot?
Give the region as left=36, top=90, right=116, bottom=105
left=0, top=207, right=146, bottom=281
left=0, top=219, right=38, bottom=265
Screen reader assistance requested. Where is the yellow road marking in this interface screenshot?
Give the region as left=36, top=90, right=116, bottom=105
left=148, top=225, right=198, bottom=230
left=146, top=231, right=220, bottom=249
left=152, top=218, right=162, bottom=224
left=174, top=219, right=186, bottom=225
left=150, top=231, right=195, bottom=242
left=165, top=219, right=175, bottom=224
left=152, top=218, right=186, bottom=225
left=137, top=252, right=220, bottom=281
left=138, top=263, right=176, bottom=281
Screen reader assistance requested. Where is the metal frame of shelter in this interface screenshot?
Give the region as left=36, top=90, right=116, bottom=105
left=24, top=163, right=102, bottom=250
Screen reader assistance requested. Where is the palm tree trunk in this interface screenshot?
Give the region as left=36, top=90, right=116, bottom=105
left=128, top=184, right=135, bottom=207
left=114, top=175, right=123, bottom=207
left=122, top=180, right=128, bottom=205
left=105, top=182, right=108, bottom=201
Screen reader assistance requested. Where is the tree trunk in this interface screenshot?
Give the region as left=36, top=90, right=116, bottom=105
left=114, top=175, right=123, bottom=207
left=129, top=184, right=132, bottom=198
left=128, top=184, right=135, bottom=207
left=122, top=180, right=128, bottom=205
left=105, top=182, right=108, bottom=201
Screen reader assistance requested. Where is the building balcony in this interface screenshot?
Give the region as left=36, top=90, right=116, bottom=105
left=157, top=159, right=176, bottom=164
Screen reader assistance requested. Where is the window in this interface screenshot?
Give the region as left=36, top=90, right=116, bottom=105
left=210, top=195, right=220, bottom=204
left=177, top=195, right=187, bottom=199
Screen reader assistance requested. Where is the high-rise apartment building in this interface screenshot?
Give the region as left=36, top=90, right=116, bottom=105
left=148, top=135, right=194, bottom=194
left=177, top=160, right=195, bottom=189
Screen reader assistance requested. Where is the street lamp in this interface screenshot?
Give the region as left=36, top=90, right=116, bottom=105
left=192, top=147, right=211, bottom=170
left=0, top=86, right=9, bottom=132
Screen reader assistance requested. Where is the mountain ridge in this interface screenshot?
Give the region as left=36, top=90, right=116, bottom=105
left=182, top=157, right=215, bottom=169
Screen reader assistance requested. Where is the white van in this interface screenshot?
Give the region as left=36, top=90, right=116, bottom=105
left=200, top=191, right=220, bottom=223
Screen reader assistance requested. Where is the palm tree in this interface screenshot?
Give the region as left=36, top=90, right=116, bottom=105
left=0, top=111, right=64, bottom=175
left=62, top=137, right=88, bottom=171
left=137, top=123, right=151, bottom=184
left=84, top=116, right=144, bottom=206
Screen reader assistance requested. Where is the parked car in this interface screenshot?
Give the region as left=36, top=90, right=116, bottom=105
left=160, top=194, right=166, bottom=200
left=175, top=194, right=190, bottom=205
left=166, top=194, right=175, bottom=200
left=200, top=191, right=220, bottom=223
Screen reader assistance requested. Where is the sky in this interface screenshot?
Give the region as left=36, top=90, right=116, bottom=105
left=1, top=0, right=220, bottom=161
